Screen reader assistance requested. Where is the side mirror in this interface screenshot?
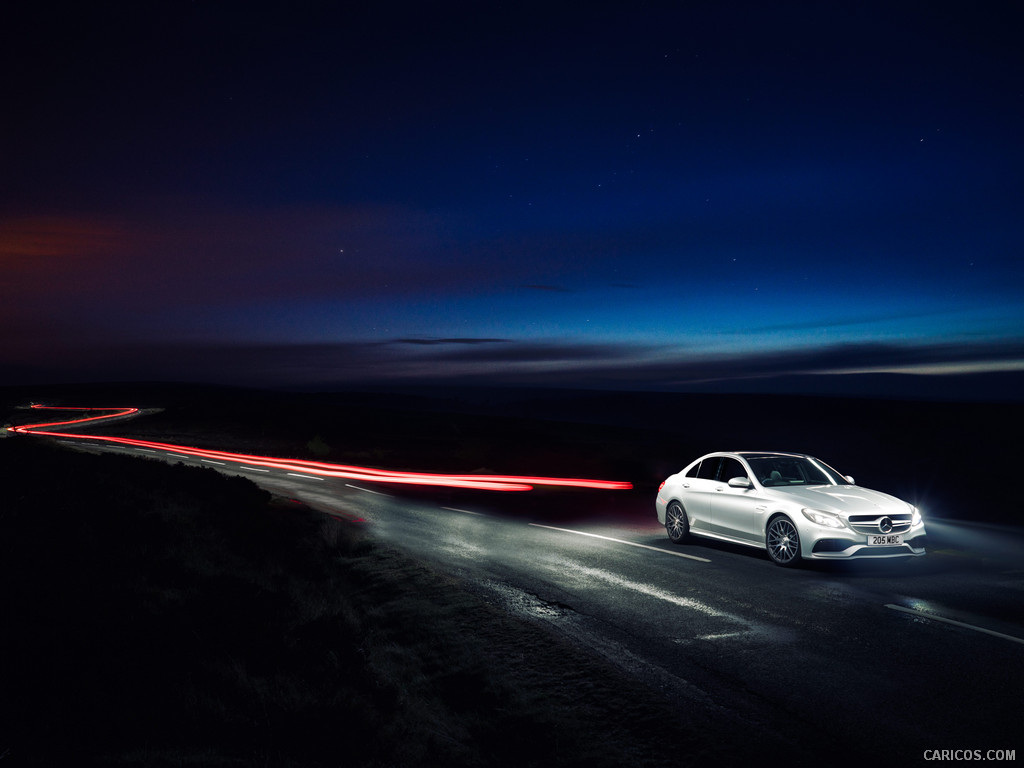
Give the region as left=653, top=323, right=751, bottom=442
left=727, top=476, right=751, bottom=489
left=844, top=476, right=855, bottom=485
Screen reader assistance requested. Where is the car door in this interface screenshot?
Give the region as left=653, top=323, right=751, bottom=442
left=678, top=456, right=720, bottom=533
left=708, top=457, right=765, bottom=543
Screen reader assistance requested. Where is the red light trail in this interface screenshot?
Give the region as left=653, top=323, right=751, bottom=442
left=10, top=405, right=633, bottom=492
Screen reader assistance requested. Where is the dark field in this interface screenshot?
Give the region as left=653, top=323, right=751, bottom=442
left=1, top=438, right=741, bottom=767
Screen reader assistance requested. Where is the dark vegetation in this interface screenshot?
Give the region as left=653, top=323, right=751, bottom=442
left=1, top=437, right=748, bottom=767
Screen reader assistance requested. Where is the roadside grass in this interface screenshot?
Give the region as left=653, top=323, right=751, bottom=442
left=0, top=438, right=729, bottom=767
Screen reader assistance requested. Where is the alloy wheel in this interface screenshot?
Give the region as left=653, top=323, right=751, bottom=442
left=767, top=517, right=801, bottom=566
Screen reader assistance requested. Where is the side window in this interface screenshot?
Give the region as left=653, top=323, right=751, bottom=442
left=719, top=458, right=748, bottom=483
left=685, top=461, right=703, bottom=478
left=696, top=457, right=721, bottom=480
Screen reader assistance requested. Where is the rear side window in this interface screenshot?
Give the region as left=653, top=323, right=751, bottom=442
left=695, top=457, right=721, bottom=480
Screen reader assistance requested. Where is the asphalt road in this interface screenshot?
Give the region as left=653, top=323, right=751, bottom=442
left=65, top=436, right=1024, bottom=763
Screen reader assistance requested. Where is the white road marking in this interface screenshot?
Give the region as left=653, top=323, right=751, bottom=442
left=136, top=448, right=157, bottom=454
left=443, top=506, right=486, bottom=516
left=885, top=604, right=1024, bottom=645
left=167, top=453, right=190, bottom=459
left=238, top=466, right=270, bottom=472
left=529, top=523, right=711, bottom=562
left=344, top=483, right=390, bottom=496
left=287, top=472, right=324, bottom=481
left=568, top=564, right=740, bottom=621
left=201, top=459, right=226, bottom=465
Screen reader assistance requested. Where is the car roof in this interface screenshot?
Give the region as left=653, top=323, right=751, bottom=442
left=723, top=451, right=811, bottom=459
left=689, top=451, right=815, bottom=466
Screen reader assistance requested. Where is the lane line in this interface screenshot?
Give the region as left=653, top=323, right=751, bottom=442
left=167, top=453, right=190, bottom=459
left=239, top=466, right=270, bottom=472
left=201, top=459, right=226, bottom=465
left=529, top=523, right=711, bottom=562
left=288, top=472, right=324, bottom=481
left=344, top=483, right=390, bottom=496
left=885, top=604, right=1024, bottom=646
left=443, top=506, right=487, bottom=516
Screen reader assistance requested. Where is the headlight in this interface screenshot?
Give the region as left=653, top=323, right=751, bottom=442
left=801, top=508, right=846, bottom=529
left=910, top=505, right=922, bottom=526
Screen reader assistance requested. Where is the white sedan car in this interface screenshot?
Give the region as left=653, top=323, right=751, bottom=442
left=656, top=451, right=927, bottom=566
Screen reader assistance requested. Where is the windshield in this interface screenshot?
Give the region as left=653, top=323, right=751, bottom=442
left=745, top=455, right=845, bottom=487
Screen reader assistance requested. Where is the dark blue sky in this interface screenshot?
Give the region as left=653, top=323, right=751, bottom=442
left=3, top=2, right=1022, bottom=395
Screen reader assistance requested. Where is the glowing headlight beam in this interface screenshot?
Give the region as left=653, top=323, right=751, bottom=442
left=12, top=405, right=633, bottom=493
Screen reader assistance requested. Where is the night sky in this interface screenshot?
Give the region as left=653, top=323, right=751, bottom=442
left=3, top=2, right=1022, bottom=395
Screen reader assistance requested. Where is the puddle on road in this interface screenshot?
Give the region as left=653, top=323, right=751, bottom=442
left=476, top=578, right=574, bottom=620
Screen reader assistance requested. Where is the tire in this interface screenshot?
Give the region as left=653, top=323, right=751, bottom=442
left=766, top=515, right=802, bottom=567
left=666, top=502, right=689, bottom=544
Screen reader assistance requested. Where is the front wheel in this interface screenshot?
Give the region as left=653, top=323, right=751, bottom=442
left=666, top=502, right=689, bottom=544
left=766, top=516, right=801, bottom=567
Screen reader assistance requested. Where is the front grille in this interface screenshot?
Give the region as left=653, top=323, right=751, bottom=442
left=847, top=513, right=913, bottom=535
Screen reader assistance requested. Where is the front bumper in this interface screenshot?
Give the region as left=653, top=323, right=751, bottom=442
left=807, top=530, right=928, bottom=559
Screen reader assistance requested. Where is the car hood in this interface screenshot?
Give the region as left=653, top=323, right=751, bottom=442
left=769, top=485, right=908, bottom=515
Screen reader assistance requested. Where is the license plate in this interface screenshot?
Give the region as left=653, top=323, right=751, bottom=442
left=867, top=534, right=903, bottom=546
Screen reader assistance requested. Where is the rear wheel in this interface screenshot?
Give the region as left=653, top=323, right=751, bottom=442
left=666, top=502, right=689, bottom=544
left=766, top=515, right=801, bottom=566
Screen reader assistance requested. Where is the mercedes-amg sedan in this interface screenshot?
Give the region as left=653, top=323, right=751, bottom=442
left=656, top=452, right=926, bottom=566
